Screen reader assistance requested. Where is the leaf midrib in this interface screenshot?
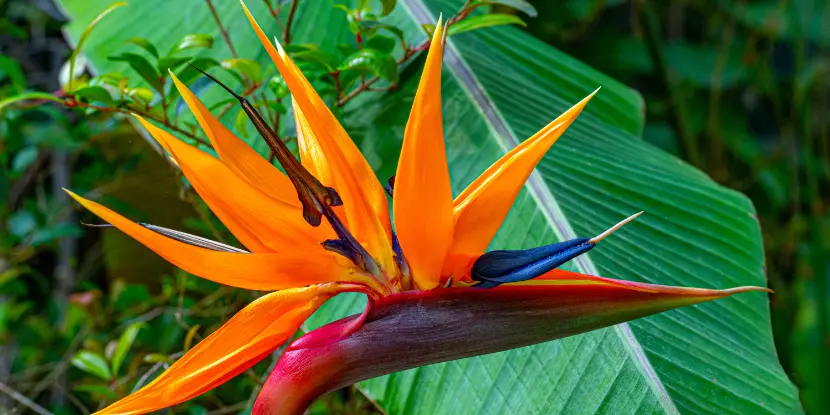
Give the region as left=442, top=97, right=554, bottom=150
left=398, top=0, right=680, bottom=413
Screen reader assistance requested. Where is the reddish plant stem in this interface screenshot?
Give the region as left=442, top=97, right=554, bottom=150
left=283, top=0, right=299, bottom=45
left=206, top=0, right=239, bottom=58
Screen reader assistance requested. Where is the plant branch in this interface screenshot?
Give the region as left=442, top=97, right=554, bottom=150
left=283, top=0, right=299, bottom=45
left=206, top=0, right=239, bottom=58
left=0, top=381, right=54, bottom=415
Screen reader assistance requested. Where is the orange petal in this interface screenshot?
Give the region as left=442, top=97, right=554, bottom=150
left=393, top=19, right=453, bottom=290
left=450, top=91, right=597, bottom=257
left=93, top=284, right=356, bottom=415
left=66, top=190, right=380, bottom=291
left=241, top=1, right=394, bottom=273
left=169, top=71, right=298, bottom=206
left=134, top=115, right=332, bottom=253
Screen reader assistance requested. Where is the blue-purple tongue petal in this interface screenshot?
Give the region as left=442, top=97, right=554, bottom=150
left=471, top=238, right=594, bottom=287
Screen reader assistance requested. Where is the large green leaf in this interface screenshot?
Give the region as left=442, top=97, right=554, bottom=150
left=58, top=0, right=800, bottom=414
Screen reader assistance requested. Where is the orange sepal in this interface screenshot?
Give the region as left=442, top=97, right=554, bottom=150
left=66, top=191, right=379, bottom=291
left=168, top=71, right=298, bottom=205
left=134, top=115, right=332, bottom=252
left=393, top=19, right=453, bottom=290
left=240, top=1, right=394, bottom=273
left=93, top=284, right=355, bottom=415
left=450, top=91, right=597, bottom=257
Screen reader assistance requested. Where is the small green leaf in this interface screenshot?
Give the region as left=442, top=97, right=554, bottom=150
left=172, top=57, right=219, bottom=86
left=0, top=54, right=26, bottom=93
left=143, top=353, right=172, bottom=363
left=8, top=210, right=36, bottom=238
left=269, top=74, right=289, bottom=98
left=365, top=35, right=396, bottom=54
left=68, top=1, right=127, bottom=90
left=0, top=92, right=63, bottom=112
left=72, top=351, right=112, bottom=381
left=89, top=73, right=126, bottom=88
left=111, top=323, right=145, bottom=376
left=11, top=147, right=38, bottom=174
left=108, top=52, right=163, bottom=92
left=380, top=0, right=397, bottom=16
left=292, top=49, right=340, bottom=72
left=235, top=109, right=249, bottom=138
left=74, top=384, right=119, bottom=399
left=157, top=56, right=190, bottom=73
left=31, top=222, right=84, bottom=246
left=221, top=58, right=261, bottom=81
left=173, top=34, right=214, bottom=53
left=71, top=85, right=113, bottom=104
left=359, top=20, right=406, bottom=45
left=268, top=100, right=287, bottom=114
left=479, top=0, right=538, bottom=17
left=421, top=23, right=436, bottom=35
left=183, top=324, right=200, bottom=352
left=125, top=37, right=159, bottom=58
left=449, top=14, right=526, bottom=36
left=125, top=87, right=155, bottom=105
left=339, top=48, right=398, bottom=83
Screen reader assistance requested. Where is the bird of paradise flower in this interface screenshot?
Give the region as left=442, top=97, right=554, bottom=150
left=65, top=2, right=770, bottom=414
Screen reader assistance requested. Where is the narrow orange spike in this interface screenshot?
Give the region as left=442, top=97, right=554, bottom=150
left=134, top=115, right=333, bottom=252
left=240, top=0, right=394, bottom=273
left=450, top=90, right=598, bottom=257
left=66, top=190, right=380, bottom=291
left=168, top=71, right=298, bottom=205
left=292, top=100, right=336, bottom=208
left=92, top=284, right=357, bottom=415
left=393, top=18, right=453, bottom=290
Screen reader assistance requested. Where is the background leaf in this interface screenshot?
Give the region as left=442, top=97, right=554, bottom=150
left=56, top=0, right=802, bottom=413
left=448, top=13, right=526, bottom=36
left=72, top=350, right=113, bottom=381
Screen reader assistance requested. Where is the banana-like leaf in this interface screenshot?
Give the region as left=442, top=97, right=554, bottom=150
left=58, top=0, right=801, bottom=413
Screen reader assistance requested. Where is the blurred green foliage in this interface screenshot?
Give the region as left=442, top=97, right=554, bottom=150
left=0, top=0, right=826, bottom=413
left=524, top=1, right=830, bottom=413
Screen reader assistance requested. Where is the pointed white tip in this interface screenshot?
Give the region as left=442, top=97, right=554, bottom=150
left=273, top=36, right=285, bottom=55
left=588, top=211, right=644, bottom=244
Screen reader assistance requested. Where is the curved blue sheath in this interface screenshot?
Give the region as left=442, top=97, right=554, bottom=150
left=471, top=238, right=594, bottom=288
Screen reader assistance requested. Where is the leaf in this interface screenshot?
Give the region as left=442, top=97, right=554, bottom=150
left=0, top=54, right=26, bottom=92
left=157, top=56, right=190, bottom=73
left=10, top=147, right=39, bottom=174
left=125, top=37, right=159, bottom=58
left=67, top=1, right=127, bottom=91
left=7, top=210, right=36, bottom=238
left=124, top=87, right=155, bottom=105
left=70, top=85, right=114, bottom=104
left=365, top=35, right=397, bottom=53
left=235, top=108, right=249, bottom=138
left=74, top=384, right=120, bottom=399
left=72, top=350, right=112, bottom=381
left=1, top=91, right=64, bottom=112
left=183, top=324, right=201, bottom=352
left=291, top=49, right=341, bottom=71
left=173, top=34, right=214, bottom=53
left=448, top=13, right=526, bottom=36
left=111, top=322, right=146, bottom=376
left=339, top=49, right=398, bottom=83
left=479, top=0, right=537, bottom=17
left=269, top=74, right=289, bottom=98
left=171, top=57, right=220, bottom=86
left=108, top=52, right=163, bottom=92
left=221, top=58, right=262, bottom=81
left=380, top=0, right=397, bottom=16
left=58, top=0, right=800, bottom=413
